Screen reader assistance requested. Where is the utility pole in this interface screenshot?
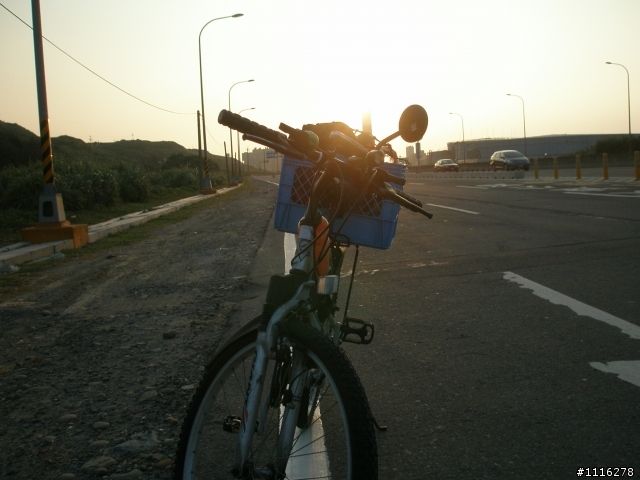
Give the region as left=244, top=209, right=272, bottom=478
left=21, top=0, right=87, bottom=247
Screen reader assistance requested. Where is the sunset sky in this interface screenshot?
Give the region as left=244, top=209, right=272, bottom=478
left=1, top=0, right=639, bottom=158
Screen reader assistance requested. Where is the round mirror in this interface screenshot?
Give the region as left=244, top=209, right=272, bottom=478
left=398, top=105, right=428, bottom=142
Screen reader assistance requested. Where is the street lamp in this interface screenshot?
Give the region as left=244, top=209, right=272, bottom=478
left=228, top=79, right=255, bottom=165
left=449, top=112, right=465, bottom=163
left=606, top=62, right=632, bottom=152
left=507, top=94, right=527, bottom=156
left=237, top=107, right=255, bottom=176
left=198, top=13, right=243, bottom=189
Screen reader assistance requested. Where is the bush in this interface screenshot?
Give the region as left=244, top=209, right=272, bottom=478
left=54, top=159, right=119, bottom=210
left=149, top=168, right=198, bottom=189
left=593, top=135, right=640, bottom=154
left=116, top=164, right=149, bottom=203
left=0, top=164, right=42, bottom=210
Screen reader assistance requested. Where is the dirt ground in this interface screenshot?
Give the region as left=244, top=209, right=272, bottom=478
left=0, top=179, right=278, bottom=479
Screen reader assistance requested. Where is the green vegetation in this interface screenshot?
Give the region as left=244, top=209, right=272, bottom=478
left=592, top=135, right=640, bottom=155
left=0, top=120, right=236, bottom=247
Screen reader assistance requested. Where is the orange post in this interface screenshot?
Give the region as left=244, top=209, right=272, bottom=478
left=576, top=154, right=581, bottom=180
left=635, top=151, right=639, bottom=181
left=534, top=157, right=539, bottom=179
left=553, top=156, right=558, bottom=179
left=603, top=153, right=609, bottom=180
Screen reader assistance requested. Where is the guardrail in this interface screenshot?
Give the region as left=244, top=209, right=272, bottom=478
left=531, top=151, right=639, bottom=181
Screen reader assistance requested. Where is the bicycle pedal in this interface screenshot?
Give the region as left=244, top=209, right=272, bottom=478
left=223, top=415, right=241, bottom=434
left=340, top=317, right=374, bottom=345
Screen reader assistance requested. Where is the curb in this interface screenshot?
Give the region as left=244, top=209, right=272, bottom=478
left=0, top=185, right=241, bottom=268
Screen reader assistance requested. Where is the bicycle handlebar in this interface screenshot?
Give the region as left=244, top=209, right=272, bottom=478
left=219, top=109, right=432, bottom=219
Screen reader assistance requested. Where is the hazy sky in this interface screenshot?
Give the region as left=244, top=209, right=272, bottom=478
left=1, top=0, right=639, bottom=158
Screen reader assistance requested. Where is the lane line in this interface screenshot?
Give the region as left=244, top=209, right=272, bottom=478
left=252, top=176, right=280, bottom=186
left=504, top=272, right=640, bottom=389
left=590, top=361, right=640, bottom=388
left=564, top=192, right=640, bottom=198
left=284, top=233, right=296, bottom=273
left=503, top=271, right=640, bottom=340
left=426, top=203, right=480, bottom=215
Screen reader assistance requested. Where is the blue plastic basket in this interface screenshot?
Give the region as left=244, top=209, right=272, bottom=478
left=273, top=156, right=405, bottom=249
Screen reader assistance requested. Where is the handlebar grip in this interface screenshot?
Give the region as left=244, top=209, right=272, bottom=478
left=394, top=189, right=422, bottom=207
left=218, top=110, right=287, bottom=147
left=380, top=184, right=432, bottom=219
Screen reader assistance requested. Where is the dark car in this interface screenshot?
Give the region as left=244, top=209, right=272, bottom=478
left=490, top=150, right=530, bottom=171
left=434, top=159, right=459, bottom=172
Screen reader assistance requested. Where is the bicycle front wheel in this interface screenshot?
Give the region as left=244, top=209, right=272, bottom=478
left=174, top=320, right=377, bottom=479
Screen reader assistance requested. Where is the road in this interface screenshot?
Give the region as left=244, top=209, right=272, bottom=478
left=256, top=175, right=640, bottom=479
left=352, top=177, right=639, bottom=479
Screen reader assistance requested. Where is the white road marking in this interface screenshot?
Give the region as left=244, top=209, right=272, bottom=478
left=286, top=409, right=330, bottom=479
left=503, top=272, right=640, bottom=389
left=282, top=232, right=331, bottom=476
left=252, top=176, right=280, bottom=186
left=426, top=203, right=480, bottom=215
left=590, top=361, right=640, bottom=388
left=564, top=192, right=640, bottom=198
left=503, top=272, right=640, bottom=340
left=284, top=233, right=296, bottom=273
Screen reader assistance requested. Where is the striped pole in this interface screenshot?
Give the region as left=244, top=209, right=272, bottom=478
left=32, top=0, right=65, bottom=223
left=40, top=117, right=54, bottom=184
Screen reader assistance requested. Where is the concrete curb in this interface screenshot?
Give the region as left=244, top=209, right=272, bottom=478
left=0, top=185, right=241, bottom=268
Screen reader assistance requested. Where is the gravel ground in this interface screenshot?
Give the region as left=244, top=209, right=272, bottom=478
left=0, top=179, right=278, bottom=479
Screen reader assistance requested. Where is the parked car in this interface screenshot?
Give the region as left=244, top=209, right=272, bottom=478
left=489, top=150, right=530, bottom=171
left=434, top=159, right=459, bottom=172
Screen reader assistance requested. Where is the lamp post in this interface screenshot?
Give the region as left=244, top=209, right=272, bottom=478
left=507, top=94, right=527, bottom=156
left=237, top=107, right=255, bottom=176
left=228, top=79, right=254, bottom=165
left=198, top=13, right=243, bottom=189
left=449, top=112, right=465, bottom=163
left=606, top=62, right=632, bottom=152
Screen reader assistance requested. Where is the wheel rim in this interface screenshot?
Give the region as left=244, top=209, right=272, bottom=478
left=182, top=339, right=352, bottom=479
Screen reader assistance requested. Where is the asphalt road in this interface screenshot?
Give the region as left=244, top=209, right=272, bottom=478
left=253, top=175, right=640, bottom=479
left=346, top=176, right=640, bottom=479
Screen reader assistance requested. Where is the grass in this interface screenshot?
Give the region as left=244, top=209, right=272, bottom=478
left=0, top=181, right=251, bottom=300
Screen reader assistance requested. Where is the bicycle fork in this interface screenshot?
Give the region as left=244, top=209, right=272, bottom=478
left=233, top=281, right=316, bottom=478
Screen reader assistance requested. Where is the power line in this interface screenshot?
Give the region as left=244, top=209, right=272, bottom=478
left=1, top=2, right=194, bottom=116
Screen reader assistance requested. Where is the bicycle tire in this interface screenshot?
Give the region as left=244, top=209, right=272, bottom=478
left=174, top=320, right=378, bottom=479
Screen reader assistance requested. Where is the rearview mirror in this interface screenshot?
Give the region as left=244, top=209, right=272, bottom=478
left=398, top=105, right=428, bottom=143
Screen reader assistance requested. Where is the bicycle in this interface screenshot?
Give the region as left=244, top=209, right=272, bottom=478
left=174, top=105, right=432, bottom=479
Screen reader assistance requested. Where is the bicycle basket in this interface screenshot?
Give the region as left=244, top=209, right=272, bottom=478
left=273, top=156, right=405, bottom=249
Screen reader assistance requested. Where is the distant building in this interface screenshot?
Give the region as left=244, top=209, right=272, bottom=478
left=405, top=146, right=450, bottom=166
left=242, top=147, right=282, bottom=173
left=448, top=134, right=621, bottom=162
